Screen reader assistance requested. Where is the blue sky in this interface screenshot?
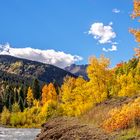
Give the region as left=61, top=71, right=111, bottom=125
left=0, top=0, right=138, bottom=67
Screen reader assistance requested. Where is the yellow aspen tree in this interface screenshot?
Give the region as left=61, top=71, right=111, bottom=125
left=60, top=77, right=76, bottom=116
left=47, top=83, right=57, bottom=101
left=1, top=107, right=10, bottom=125
left=60, top=76, right=93, bottom=116
left=130, top=0, right=140, bottom=56
left=131, top=0, right=140, bottom=19
left=86, top=55, right=112, bottom=103
left=117, top=72, right=139, bottom=97
left=26, top=87, right=34, bottom=107
left=72, top=77, right=93, bottom=116
left=41, top=84, right=48, bottom=105
left=41, top=83, right=57, bottom=105
left=60, top=76, right=76, bottom=104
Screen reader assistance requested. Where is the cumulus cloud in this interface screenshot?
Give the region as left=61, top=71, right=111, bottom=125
left=88, top=22, right=118, bottom=52
left=102, top=45, right=117, bottom=52
left=0, top=43, right=82, bottom=68
left=88, top=22, right=116, bottom=44
left=112, top=8, right=120, bottom=14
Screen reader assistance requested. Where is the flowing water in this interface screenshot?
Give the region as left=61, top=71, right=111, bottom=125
left=0, top=127, right=40, bottom=140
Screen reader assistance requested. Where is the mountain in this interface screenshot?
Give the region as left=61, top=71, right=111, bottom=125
left=0, top=55, right=77, bottom=85
left=65, top=64, right=88, bottom=80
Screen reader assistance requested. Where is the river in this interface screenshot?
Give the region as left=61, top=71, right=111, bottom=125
left=0, top=127, right=40, bottom=140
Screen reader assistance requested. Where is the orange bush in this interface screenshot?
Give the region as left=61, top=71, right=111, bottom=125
left=102, top=98, right=140, bottom=132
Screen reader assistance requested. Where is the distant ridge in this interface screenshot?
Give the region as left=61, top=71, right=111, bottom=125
left=0, top=55, right=77, bottom=85
left=65, top=64, right=88, bottom=80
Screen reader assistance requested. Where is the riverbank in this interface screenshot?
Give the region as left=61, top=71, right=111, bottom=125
left=36, top=96, right=140, bottom=140
left=36, top=117, right=113, bottom=140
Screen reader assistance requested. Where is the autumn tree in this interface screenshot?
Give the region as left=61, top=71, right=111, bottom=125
left=0, top=106, right=10, bottom=125
left=130, top=0, right=140, bottom=56
left=60, top=76, right=94, bottom=116
left=48, top=83, right=57, bottom=101
left=41, top=84, right=48, bottom=105
left=41, top=83, right=57, bottom=105
left=114, top=58, right=140, bottom=97
left=86, top=55, right=112, bottom=103
left=117, top=72, right=139, bottom=97
left=26, top=87, right=34, bottom=107
left=60, top=76, right=77, bottom=116
left=11, top=102, right=20, bottom=113
left=131, top=0, right=140, bottom=19
left=60, top=76, right=76, bottom=105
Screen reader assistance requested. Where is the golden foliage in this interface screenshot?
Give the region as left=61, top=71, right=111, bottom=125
left=117, top=73, right=139, bottom=97
left=130, top=29, right=140, bottom=44
left=131, top=0, right=140, bottom=19
left=26, top=87, right=34, bottom=107
left=41, top=83, right=57, bottom=105
left=60, top=56, right=119, bottom=117
left=103, top=98, right=140, bottom=132
left=12, top=102, right=20, bottom=113
left=130, top=0, right=140, bottom=56
left=135, top=47, right=140, bottom=57
left=61, top=76, right=93, bottom=116
left=131, top=0, right=140, bottom=59
left=0, top=107, right=10, bottom=125
left=87, top=55, right=112, bottom=103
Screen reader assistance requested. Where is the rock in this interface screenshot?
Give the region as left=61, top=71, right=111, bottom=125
left=35, top=117, right=112, bottom=140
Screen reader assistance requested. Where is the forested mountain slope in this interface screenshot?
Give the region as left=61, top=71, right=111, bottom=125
left=0, top=55, right=76, bottom=85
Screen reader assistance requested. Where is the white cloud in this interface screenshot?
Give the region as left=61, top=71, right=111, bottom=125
left=88, top=22, right=118, bottom=52
left=109, top=22, right=113, bottom=26
left=112, top=42, right=118, bottom=45
left=112, top=8, right=120, bottom=14
left=88, top=22, right=116, bottom=44
left=102, top=45, right=117, bottom=52
left=0, top=43, right=82, bottom=68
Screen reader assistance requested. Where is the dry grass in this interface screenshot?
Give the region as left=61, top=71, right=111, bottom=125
left=80, top=96, right=134, bottom=125
left=79, top=95, right=140, bottom=139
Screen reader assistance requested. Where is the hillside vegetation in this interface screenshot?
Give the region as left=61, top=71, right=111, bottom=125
left=1, top=1, right=140, bottom=139
left=35, top=54, right=140, bottom=139
left=0, top=55, right=76, bottom=85
left=1, top=54, right=140, bottom=134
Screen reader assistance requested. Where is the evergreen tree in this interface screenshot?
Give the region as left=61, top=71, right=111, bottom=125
left=32, top=79, right=40, bottom=100
left=4, top=85, right=14, bottom=111
left=18, top=86, right=24, bottom=112
left=23, top=85, right=28, bottom=108
left=14, top=87, right=19, bottom=103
